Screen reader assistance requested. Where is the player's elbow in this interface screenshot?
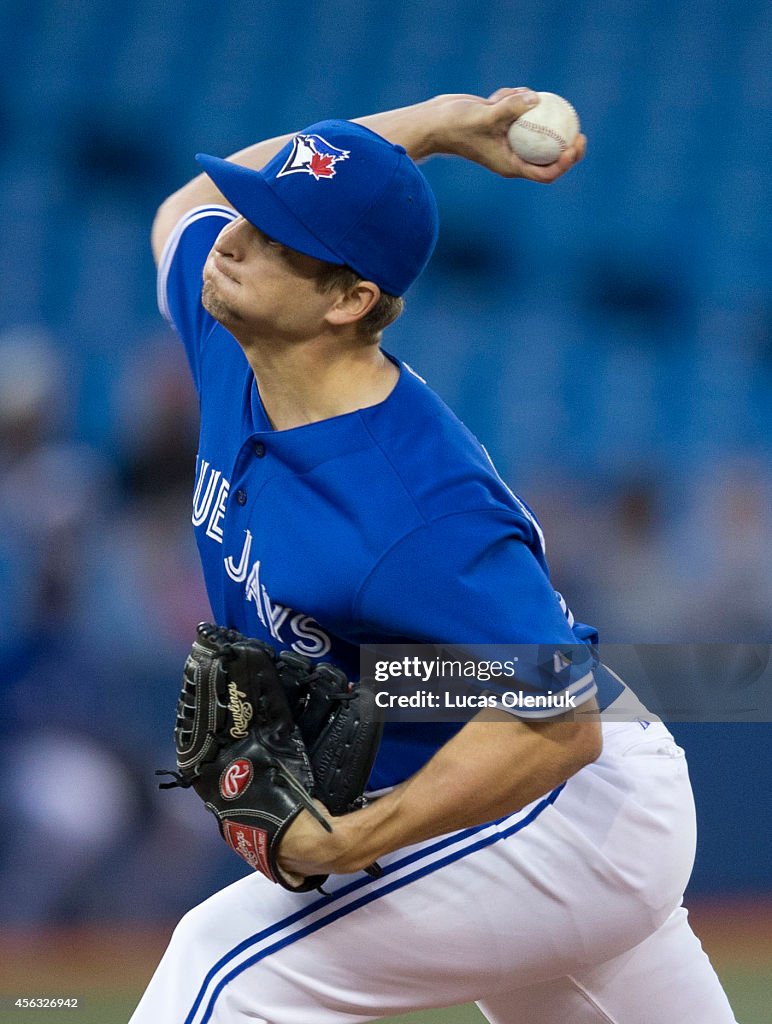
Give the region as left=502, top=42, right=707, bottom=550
left=546, top=699, right=603, bottom=781
left=566, top=718, right=603, bottom=775
left=580, top=721, right=603, bottom=766
left=541, top=692, right=603, bottom=768
left=150, top=204, right=169, bottom=266
left=151, top=195, right=184, bottom=266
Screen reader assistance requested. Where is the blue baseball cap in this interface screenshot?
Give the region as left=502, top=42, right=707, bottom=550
left=195, top=120, right=438, bottom=296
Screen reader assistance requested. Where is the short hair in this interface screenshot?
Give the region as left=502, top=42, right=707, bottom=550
left=313, top=263, right=404, bottom=341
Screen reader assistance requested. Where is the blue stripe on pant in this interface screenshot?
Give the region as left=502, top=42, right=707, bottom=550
left=186, top=784, right=564, bottom=1024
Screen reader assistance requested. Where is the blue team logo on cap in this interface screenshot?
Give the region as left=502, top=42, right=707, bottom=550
left=276, top=133, right=350, bottom=181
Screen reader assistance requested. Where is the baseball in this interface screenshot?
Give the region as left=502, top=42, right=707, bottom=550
left=507, top=92, right=580, bottom=165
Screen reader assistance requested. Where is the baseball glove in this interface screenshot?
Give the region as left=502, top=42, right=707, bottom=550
left=157, top=623, right=382, bottom=892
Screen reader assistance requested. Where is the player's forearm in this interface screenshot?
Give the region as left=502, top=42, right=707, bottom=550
left=350, top=96, right=453, bottom=161
left=150, top=93, right=507, bottom=258
left=279, top=700, right=602, bottom=876
left=152, top=96, right=442, bottom=242
left=343, top=705, right=601, bottom=871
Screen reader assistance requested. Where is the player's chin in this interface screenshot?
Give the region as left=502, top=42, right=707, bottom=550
left=202, top=280, right=241, bottom=326
left=201, top=278, right=219, bottom=312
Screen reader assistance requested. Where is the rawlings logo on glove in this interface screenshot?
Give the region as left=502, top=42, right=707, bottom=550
left=227, top=683, right=253, bottom=738
left=220, top=759, right=253, bottom=799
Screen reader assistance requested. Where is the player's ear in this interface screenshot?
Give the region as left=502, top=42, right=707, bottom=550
left=325, top=280, right=380, bottom=327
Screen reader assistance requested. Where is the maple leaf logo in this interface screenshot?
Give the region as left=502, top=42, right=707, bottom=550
left=310, top=152, right=335, bottom=179
left=276, top=134, right=350, bottom=181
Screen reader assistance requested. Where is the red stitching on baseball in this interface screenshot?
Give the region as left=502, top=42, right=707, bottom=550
left=514, top=119, right=569, bottom=148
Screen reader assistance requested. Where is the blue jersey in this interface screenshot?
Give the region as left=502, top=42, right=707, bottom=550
left=158, top=206, right=623, bottom=789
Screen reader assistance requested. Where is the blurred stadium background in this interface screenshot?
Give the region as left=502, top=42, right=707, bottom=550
left=0, top=0, right=770, bottom=1021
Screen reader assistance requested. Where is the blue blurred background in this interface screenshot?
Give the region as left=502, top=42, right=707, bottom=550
left=0, top=0, right=770, bottom=925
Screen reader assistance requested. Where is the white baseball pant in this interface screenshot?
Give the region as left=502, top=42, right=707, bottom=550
left=130, top=712, right=737, bottom=1024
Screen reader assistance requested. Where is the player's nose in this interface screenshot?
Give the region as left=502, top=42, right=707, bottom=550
left=214, top=216, right=249, bottom=259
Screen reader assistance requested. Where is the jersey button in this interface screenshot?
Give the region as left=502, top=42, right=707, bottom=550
left=253, top=442, right=266, bottom=458
left=235, top=489, right=247, bottom=506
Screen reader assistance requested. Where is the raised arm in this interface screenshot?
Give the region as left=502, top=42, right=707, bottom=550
left=151, top=87, right=586, bottom=264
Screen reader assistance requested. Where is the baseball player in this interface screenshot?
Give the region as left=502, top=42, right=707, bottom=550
left=132, top=89, right=737, bottom=1023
